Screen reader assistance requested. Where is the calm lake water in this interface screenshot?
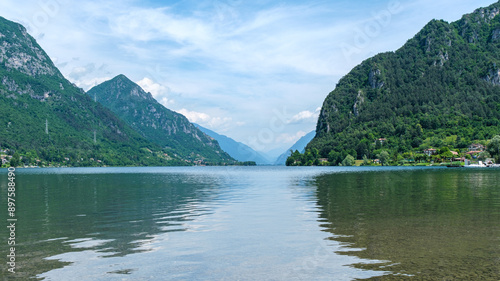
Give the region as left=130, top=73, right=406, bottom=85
left=1, top=166, right=499, bottom=280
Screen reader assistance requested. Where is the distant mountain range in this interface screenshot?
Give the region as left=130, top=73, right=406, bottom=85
left=274, top=131, right=315, bottom=165
left=195, top=124, right=316, bottom=165
left=194, top=124, right=271, bottom=165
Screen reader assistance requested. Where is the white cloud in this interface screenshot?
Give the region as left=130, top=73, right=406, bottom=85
left=77, top=76, right=113, bottom=91
left=58, top=59, right=113, bottom=90
left=110, top=8, right=213, bottom=44
left=100, top=4, right=352, bottom=77
left=69, top=64, right=96, bottom=80
left=176, top=108, right=232, bottom=130
left=288, top=107, right=321, bottom=124
left=177, top=108, right=209, bottom=123
left=276, top=131, right=307, bottom=144
left=136, top=77, right=173, bottom=107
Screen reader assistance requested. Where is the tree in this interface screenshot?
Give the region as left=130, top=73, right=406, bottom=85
left=311, top=148, right=319, bottom=159
left=487, top=135, right=500, bottom=162
left=342, top=154, right=356, bottom=166
left=328, top=150, right=341, bottom=166
left=396, top=154, right=405, bottom=165
left=439, top=147, right=450, bottom=154
left=478, top=151, right=491, bottom=161
left=286, top=150, right=303, bottom=166
left=377, top=151, right=390, bottom=166
left=356, top=139, right=370, bottom=159
left=22, top=156, right=30, bottom=166
left=415, top=153, right=428, bottom=163
left=9, top=153, right=19, bottom=167
left=361, top=155, right=371, bottom=166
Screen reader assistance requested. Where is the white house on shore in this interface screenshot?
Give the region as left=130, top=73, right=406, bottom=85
left=468, top=144, right=485, bottom=152
left=424, top=149, right=437, bottom=157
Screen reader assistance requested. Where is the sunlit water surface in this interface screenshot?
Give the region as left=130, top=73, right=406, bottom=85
left=0, top=166, right=499, bottom=280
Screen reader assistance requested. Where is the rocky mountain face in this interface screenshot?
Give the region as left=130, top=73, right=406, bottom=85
left=88, top=75, right=235, bottom=163
left=308, top=2, right=500, bottom=159
left=0, top=19, right=60, bottom=77
left=0, top=16, right=182, bottom=166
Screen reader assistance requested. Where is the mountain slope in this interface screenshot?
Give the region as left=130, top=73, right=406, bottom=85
left=275, top=131, right=315, bottom=165
left=0, top=16, right=179, bottom=167
left=304, top=2, right=500, bottom=164
left=88, top=75, right=235, bottom=164
left=194, top=124, right=270, bottom=164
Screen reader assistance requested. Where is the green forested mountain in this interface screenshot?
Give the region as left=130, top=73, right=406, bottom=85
left=88, top=75, right=235, bottom=164
left=0, top=16, right=185, bottom=167
left=299, top=2, right=500, bottom=165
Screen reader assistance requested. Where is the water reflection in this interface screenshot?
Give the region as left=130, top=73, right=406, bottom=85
left=3, top=167, right=497, bottom=280
left=1, top=167, right=393, bottom=280
left=0, top=168, right=232, bottom=279
left=314, top=168, right=500, bottom=280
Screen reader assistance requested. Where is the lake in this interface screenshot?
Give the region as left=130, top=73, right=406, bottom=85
left=1, top=166, right=499, bottom=280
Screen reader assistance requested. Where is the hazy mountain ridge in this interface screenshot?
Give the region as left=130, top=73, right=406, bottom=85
left=274, top=131, right=315, bottom=165
left=194, top=124, right=271, bottom=164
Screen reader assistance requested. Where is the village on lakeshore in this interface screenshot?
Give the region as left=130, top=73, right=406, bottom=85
left=286, top=135, right=500, bottom=167
left=3, top=136, right=500, bottom=168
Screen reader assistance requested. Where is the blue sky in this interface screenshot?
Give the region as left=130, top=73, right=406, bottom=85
left=2, top=0, right=498, bottom=153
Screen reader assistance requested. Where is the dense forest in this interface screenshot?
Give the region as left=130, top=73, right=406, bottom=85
left=290, top=3, right=500, bottom=166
